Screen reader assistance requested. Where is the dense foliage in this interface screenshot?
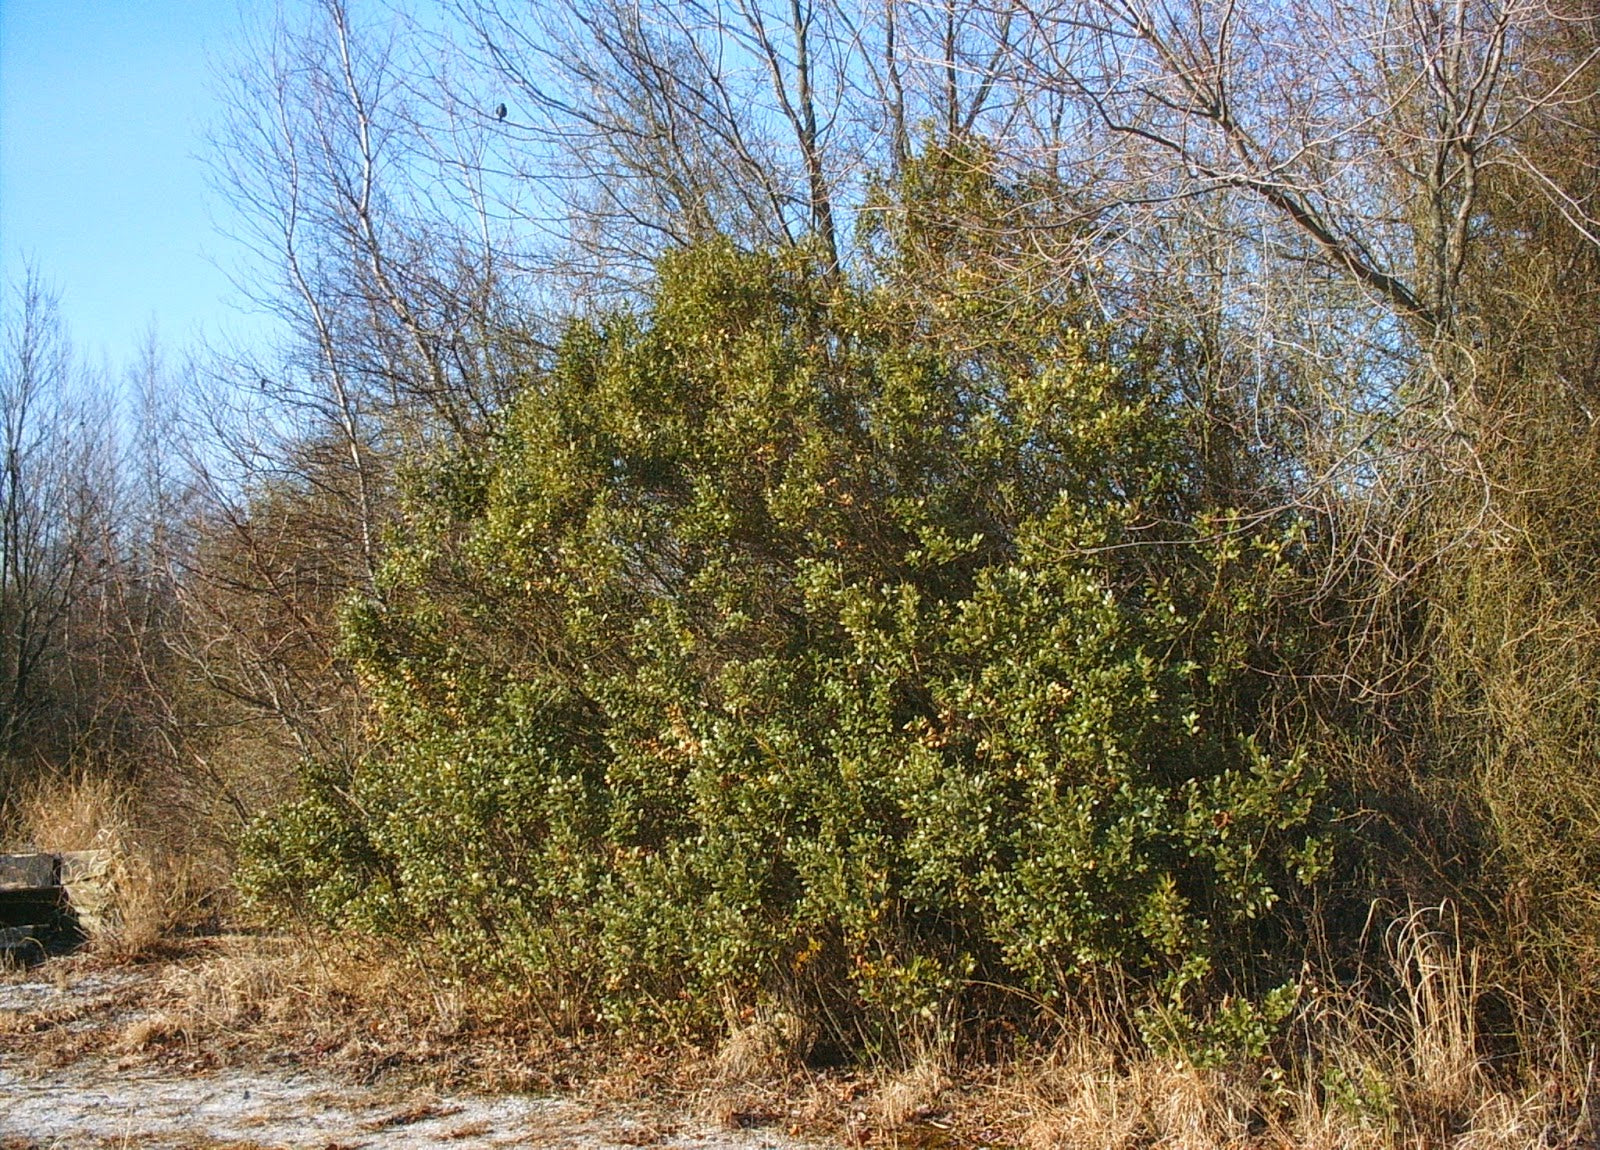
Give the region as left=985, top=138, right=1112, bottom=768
left=242, top=239, right=1326, bottom=1046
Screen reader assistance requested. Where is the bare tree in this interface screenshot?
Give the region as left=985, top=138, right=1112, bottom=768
left=0, top=271, right=120, bottom=768
left=191, top=0, right=555, bottom=805
left=197, top=0, right=1597, bottom=769
left=448, top=0, right=1032, bottom=286
left=999, top=0, right=1598, bottom=408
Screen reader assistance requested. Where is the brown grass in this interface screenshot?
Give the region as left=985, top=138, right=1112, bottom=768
left=9, top=771, right=219, bottom=959
left=873, top=1058, right=949, bottom=1127
left=715, top=1007, right=814, bottom=1080
left=3, top=911, right=1595, bottom=1150
left=672, top=909, right=1596, bottom=1149
left=5, top=771, right=1595, bottom=1150
left=993, top=906, right=1597, bottom=1150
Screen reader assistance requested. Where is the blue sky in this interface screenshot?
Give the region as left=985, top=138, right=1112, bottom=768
left=0, top=0, right=272, bottom=372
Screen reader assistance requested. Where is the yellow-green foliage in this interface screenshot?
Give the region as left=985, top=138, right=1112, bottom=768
left=242, top=241, right=1326, bottom=1050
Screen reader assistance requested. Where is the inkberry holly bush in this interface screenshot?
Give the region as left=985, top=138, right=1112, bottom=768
left=243, top=236, right=1327, bottom=1051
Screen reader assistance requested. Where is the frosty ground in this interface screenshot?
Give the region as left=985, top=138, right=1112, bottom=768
left=0, top=949, right=832, bottom=1150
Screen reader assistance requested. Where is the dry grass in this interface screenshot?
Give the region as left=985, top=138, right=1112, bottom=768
left=5, top=810, right=1596, bottom=1150
left=1009, top=1032, right=1257, bottom=1150
left=715, top=1007, right=814, bottom=1080
left=3, top=926, right=1593, bottom=1150
left=873, top=1057, right=949, bottom=1127
left=0, top=932, right=523, bottom=1090
left=991, top=907, right=1598, bottom=1150
left=1001, top=1029, right=1563, bottom=1150
left=9, top=770, right=218, bottom=959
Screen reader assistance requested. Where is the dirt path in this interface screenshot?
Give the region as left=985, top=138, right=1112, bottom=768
left=0, top=959, right=824, bottom=1150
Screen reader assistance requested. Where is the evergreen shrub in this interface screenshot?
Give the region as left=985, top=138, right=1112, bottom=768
left=242, top=240, right=1327, bottom=1050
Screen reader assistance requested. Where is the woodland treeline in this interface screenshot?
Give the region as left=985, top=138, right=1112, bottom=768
left=3, top=0, right=1599, bottom=1066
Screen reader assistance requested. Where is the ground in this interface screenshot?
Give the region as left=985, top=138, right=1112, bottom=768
left=0, top=940, right=845, bottom=1150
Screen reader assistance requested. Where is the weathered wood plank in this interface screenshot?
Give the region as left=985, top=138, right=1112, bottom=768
left=0, top=887, right=67, bottom=929
left=0, top=853, right=59, bottom=891
left=58, top=850, right=115, bottom=938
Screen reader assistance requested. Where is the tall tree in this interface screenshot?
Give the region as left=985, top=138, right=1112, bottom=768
left=0, top=271, right=118, bottom=772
